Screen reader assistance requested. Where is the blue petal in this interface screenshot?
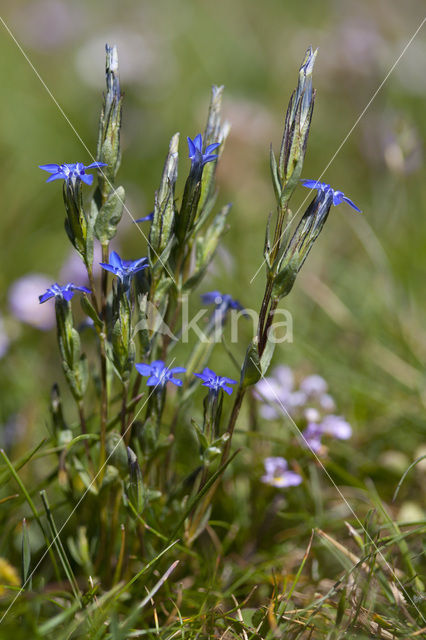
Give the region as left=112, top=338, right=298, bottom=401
left=135, top=363, right=153, bottom=376
left=169, top=366, right=186, bottom=374
left=205, top=142, right=220, bottom=154
left=62, top=289, right=75, bottom=301
left=150, top=360, right=165, bottom=369
left=86, top=162, right=108, bottom=169
left=221, top=376, right=237, bottom=384
left=109, top=252, right=123, bottom=269
left=301, top=179, right=324, bottom=189
left=135, top=213, right=154, bottom=223
left=201, top=291, right=222, bottom=304
left=202, top=154, right=218, bottom=164
left=194, top=373, right=208, bottom=382
left=81, top=174, right=94, bottom=186
left=75, top=285, right=91, bottom=294
left=99, top=262, right=118, bottom=275
left=222, top=385, right=233, bottom=395
left=39, top=164, right=60, bottom=173
left=342, top=196, right=362, bottom=213
left=39, top=290, right=54, bottom=303
left=170, top=378, right=183, bottom=386
left=146, top=375, right=160, bottom=386
left=187, top=137, right=196, bottom=157
left=46, top=173, right=65, bottom=183
left=193, top=134, right=203, bottom=151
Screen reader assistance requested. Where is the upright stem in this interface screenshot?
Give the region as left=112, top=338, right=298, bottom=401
left=121, top=381, right=130, bottom=444
left=77, top=401, right=94, bottom=471
left=98, top=243, right=110, bottom=480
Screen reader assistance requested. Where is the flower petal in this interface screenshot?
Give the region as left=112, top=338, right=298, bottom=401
left=342, top=195, right=362, bottom=212
left=39, top=164, right=60, bottom=173
left=81, top=174, right=94, bottom=186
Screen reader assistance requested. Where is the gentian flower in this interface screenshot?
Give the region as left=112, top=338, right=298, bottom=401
left=201, top=291, right=244, bottom=313
left=39, top=162, right=107, bottom=185
left=39, top=283, right=91, bottom=304
left=261, top=457, right=302, bottom=488
left=99, top=251, right=149, bottom=288
left=187, top=134, right=220, bottom=166
left=135, top=213, right=154, bottom=223
left=301, top=180, right=361, bottom=212
left=194, top=367, right=237, bottom=395
left=135, top=360, right=186, bottom=388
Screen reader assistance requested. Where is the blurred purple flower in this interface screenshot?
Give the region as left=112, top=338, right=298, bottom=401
left=255, top=366, right=307, bottom=419
left=60, top=242, right=114, bottom=284
left=201, top=291, right=245, bottom=321
left=261, top=457, right=302, bottom=488
left=303, top=415, right=352, bottom=453
left=300, top=374, right=328, bottom=397
left=9, top=274, right=56, bottom=330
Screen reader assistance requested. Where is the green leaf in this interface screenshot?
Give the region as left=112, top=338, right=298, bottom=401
left=240, top=339, right=262, bottom=388
left=94, top=185, right=125, bottom=243
left=21, top=518, right=31, bottom=590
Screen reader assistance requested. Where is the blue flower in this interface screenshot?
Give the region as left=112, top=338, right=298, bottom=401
left=99, top=251, right=149, bottom=287
left=39, top=283, right=91, bottom=304
left=187, top=134, right=220, bottom=166
left=135, top=360, right=186, bottom=388
left=261, top=457, right=302, bottom=488
left=194, top=367, right=237, bottom=395
left=301, top=180, right=361, bottom=212
left=135, top=212, right=154, bottom=223
left=201, top=291, right=244, bottom=313
left=39, top=162, right=107, bottom=186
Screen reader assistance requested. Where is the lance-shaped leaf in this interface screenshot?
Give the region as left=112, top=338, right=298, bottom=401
left=95, top=185, right=125, bottom=244
left=127, top=447, right=144, bottom=513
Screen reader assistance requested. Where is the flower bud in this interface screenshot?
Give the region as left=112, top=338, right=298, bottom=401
left=279, top=47, right=317, bottom=198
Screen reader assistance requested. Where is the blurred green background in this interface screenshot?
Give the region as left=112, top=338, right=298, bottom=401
left=0, top=0, right=425, bottom=501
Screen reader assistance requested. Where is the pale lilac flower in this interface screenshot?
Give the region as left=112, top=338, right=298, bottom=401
left=255, top=366, right=305, bottom=418
left=300, top=374, right=328, bottom=396
left=303, top=415, right=352, bottom=452
left=261, top=457, right=302, bottom=488
left=321, top=415, right=352, bottom=440
left=319, top=393, right=336, bottom=412
left=9, top=274, right=56, bottom=330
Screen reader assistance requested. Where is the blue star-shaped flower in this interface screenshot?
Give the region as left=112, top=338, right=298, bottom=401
left=39, top=283, right=91, bottom=304
left=187, top=134, right=220, bottom=166
left=135, top=360, right=186, bottom=388
left=194, top=367, right=237, bottom=395
left=99, top=251, right=149, bottom=287
left=201, top=291, right=244, bottom=313
left=39, top=162, right=107, bottom=186
left=301, top=180, right=361, bottom=212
